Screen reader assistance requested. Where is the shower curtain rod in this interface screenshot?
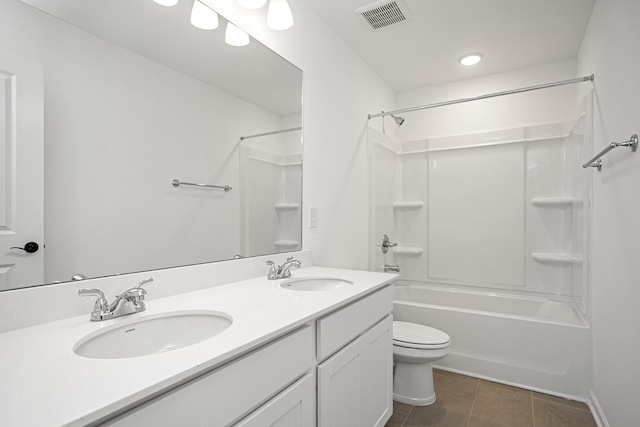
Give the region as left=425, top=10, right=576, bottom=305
left=240, top=126, right=302, bottom=141
left=367, top=75, right=594, bottom=119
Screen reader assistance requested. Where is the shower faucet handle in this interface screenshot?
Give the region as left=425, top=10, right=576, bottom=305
left=381, top=234, right=398, bottom=254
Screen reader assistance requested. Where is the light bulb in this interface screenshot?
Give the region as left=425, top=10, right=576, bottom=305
left=191, top=0, right=219, bottom=30
left=153, top=0, right=179, bottom=6
left=238, top=0, right=267, bottom=9
left=267, top=0, right=293, bottom=30
left=459, top=53, right=484, bottom=66
left=225, top=22, right=250, bottom=46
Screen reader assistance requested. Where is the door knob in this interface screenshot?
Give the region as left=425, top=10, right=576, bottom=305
left=10, top=242, right=39, bottom=253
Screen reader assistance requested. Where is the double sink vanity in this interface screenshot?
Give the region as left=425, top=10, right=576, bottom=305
left=0, top=256, right=396, bottom=427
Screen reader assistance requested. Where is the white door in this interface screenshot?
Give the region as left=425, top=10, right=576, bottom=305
left=0, top=52, right=44, bottom=290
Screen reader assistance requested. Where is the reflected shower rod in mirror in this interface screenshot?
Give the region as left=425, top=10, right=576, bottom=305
left=240, top=126, right=302, bottom=141
left=172, top=179, right=232, bottom=192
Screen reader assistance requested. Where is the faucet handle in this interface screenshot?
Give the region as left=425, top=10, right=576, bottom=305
left=78, top=288, right=109, bottom=311
left=266, top=260, right=279, bottom=280
left=136, top=277, right=153, bottom=289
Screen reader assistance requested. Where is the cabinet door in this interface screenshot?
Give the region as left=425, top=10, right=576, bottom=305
left=361, top=315, right=393, bottom=427
left=234, top=374, right=315, bottom=427
left=317, top=315, right=392, bottom=427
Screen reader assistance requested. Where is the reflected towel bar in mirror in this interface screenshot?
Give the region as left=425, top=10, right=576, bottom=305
left=172, top=179, right=232, bottom=192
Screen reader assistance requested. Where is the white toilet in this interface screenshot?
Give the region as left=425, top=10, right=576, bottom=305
left=392, top=321, right=451, bottom=406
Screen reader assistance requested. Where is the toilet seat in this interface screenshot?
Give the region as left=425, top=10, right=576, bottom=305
left=393, top=321, right=450, bottom=349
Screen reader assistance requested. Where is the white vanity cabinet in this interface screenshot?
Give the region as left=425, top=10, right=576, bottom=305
left=100, top=284, right=393, bottom=427
left=102, top=326, right=314, bottom=427
left=317, top=286, right=394, bottom=427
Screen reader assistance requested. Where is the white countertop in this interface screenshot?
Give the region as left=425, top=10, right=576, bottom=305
left=0, top=267, right=395, bottom=427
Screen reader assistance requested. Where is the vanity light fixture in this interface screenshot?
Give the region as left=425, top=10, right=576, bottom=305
left=267, top=0, right=294, bottom=30
left=225, top=22, right=250, bottom=46
left=153, top=0, right=179, bottom=6
left=238, top=0, right=267, bottom=9
left=191, top=0, right=219, bottom=30
left=459, top=53, right=484, bottom=66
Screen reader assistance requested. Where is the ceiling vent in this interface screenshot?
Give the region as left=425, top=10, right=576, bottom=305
left=356, top=0, right=413, bottom=31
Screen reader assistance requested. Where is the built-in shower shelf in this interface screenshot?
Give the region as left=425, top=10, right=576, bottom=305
left=532, top=252, right=583, bottom=263
left=275, top=203, right=300, bottom=211
left=275, top=240, right=300, bottom=248
left=392, top=201, right=424, bottom=210
left=531, top=197, right=582, bottom=207
left=393, top=247, right=424, bottom=255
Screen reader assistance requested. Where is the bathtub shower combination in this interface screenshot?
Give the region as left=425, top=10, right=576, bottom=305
left=368, top=89, right=594, bottom=400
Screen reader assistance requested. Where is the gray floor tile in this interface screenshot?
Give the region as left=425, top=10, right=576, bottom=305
left=467, top=415, right=513, bottom=426
left=385, top=410, right=410, bottom=427
left=532, top=399, right=597, bottom=427
left=403, top=390, right=474, bottom=427
left=471, top=380, right=533, bottom=427
left=394, top=400, right=414, bottom=415
left=531, top=392, right=590, bottom=411
left=434, top=369, right=480, bottom=398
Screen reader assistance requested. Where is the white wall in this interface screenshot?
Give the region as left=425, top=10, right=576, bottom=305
left=577, top=0, right=640, bottom=425
left=204, top=0, right=395, bottom=270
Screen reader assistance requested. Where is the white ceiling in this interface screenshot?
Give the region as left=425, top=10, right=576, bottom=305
left=306, top=0, right=596, bottom=92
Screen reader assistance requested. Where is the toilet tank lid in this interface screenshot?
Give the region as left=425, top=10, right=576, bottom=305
left=393, top=321, right=450, bottom=346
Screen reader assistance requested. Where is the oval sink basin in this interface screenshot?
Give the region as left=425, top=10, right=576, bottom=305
left=280, top=277, right=354, bottom=291
left=74, top=310, right=232, bottom=359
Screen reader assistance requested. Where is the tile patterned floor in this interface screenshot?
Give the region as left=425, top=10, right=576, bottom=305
left=385, top=369, right=597, bottom=427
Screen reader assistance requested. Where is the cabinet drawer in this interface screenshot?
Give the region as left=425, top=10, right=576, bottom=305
left=316, top=285, right=392, bottom=361
left=103, top=326, right=313, bottom=427
left=234, top=373, right=315, bottom=427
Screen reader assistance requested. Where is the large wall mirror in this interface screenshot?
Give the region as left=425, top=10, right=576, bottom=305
left=0, top=0, right=303, bottom=291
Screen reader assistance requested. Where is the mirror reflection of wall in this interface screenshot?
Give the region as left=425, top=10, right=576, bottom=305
left=0, top=0, right=302, bottom=290
left=240, top=127, right=302, bottom=256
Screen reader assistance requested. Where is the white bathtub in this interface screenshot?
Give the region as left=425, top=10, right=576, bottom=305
left=393, top=283, right=592, bottom=400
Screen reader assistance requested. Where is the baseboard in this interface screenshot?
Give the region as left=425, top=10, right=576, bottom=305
left=588, top=390, right=609, bottom=427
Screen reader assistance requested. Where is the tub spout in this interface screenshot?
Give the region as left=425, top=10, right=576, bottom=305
left=384, top=264, right=400, bottom=273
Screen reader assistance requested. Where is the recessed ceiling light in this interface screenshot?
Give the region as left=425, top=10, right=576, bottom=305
left=459, top=53, right=483, bottom=66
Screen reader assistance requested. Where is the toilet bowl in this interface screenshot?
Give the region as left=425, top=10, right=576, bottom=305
left=392, top=321, right=451, bottom=406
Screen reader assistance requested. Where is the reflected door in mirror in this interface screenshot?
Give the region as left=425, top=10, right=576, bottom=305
left=0, top=53, right=44, bottom=290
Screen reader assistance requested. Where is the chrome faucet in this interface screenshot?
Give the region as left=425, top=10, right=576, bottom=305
left=266, top=257, right=301, bottom=280
left=78, top=278, right=153, bottom=321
